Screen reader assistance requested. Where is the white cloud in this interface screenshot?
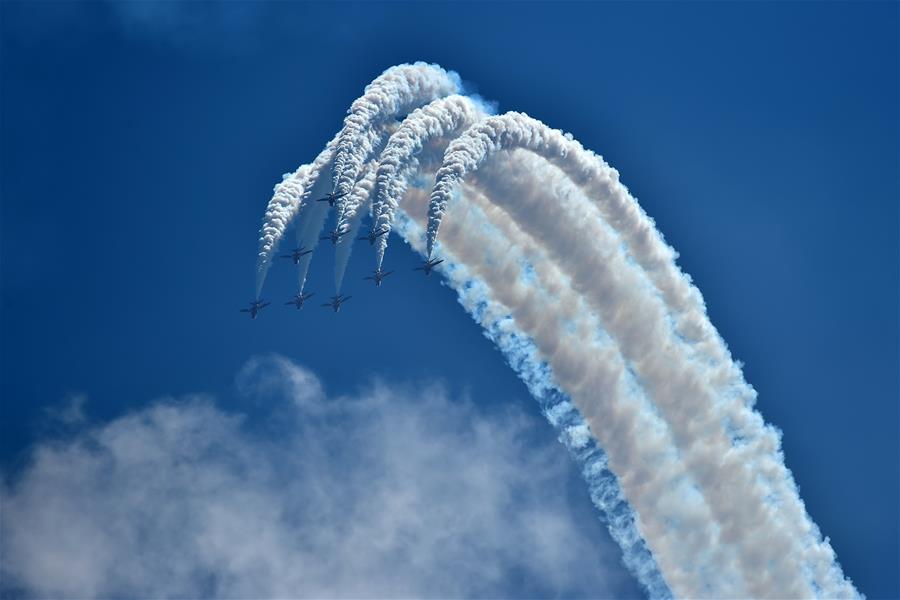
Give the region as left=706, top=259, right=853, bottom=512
left=2, top=356, right=632, bottom=599
left=43, top=392, right=88, bottom=426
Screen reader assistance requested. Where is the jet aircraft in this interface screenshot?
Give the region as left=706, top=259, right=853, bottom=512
left=313, top=190, right=349, bottom=207
left=321, top=294, right=351, bottom=312
left=357, top=228, right=388, bottom=245
left=320, top=227, right=348, bottom=245
left=240, top=300, right=270, bottom=319
left=280, top=246, right=313, bottom=264
left=363, top=268, right=394, bottom=287
left=414, top=257, right=444, bottom=276
left=285, top=291, right=315, bottom=309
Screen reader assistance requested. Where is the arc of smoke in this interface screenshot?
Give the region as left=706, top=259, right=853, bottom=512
left=426, top=112, right=857, bottom=599
left=256, top=126, right=388, bottom=297
left=331, top=93, right=487, bottom=292
left=473, top=154, right=852, bottom=598
left=257, top=164, right=312, bottom=298
left=258, top=63, right=459, bottom=297
left=396, top=184, right=681, bottom=598
left=414, top=177, right=753, bottom=597
left=335, top=94, right=488, bottom=270
left=256, top=136, right=337, bottom=297
left=331, top=63, right=461, bottom=216
left=256, top=66, right=859, bottom=600
left=298, top=125, right=393, bottom=294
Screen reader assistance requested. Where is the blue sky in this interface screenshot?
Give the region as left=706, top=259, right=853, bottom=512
left=1, top=2, right=897, bottom=598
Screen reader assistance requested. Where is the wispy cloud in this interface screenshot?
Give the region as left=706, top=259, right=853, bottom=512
left=1, top=355, right=631, bottom=599
left=3, top=1, right=268, bottom=53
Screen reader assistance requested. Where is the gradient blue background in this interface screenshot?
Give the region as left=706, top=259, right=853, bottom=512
left=2, top=2, right=897, bottom=598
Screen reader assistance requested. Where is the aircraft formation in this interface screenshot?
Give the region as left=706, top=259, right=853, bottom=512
left=242, top=214, right=441, bottom=318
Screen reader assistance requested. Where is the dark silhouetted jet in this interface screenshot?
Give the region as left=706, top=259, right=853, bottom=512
left=357, top=228, right=388, bottom=245
left=414, top=257, right=444, bottom=276
left=320, top=227, right=348, bottom=245
left=280, top=246, right=313, bottom=264
left=364, top=268, right=394, bottom=287
left=285, top=291, right=315, bottom=309
left=313, top=190, right=349, bottom=207
left=240, top=300, right=270, bottom=319
left=321, top=294, right=351, bottom=312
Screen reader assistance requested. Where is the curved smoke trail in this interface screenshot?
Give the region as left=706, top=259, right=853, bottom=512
left=258, top=63, right=461, bottom=298
left=331, top=62, right=461, bottom=216
left=408, top=181, right=740, bottom=596
left=392, top=187, right=673, bottom=599
left=256, top=137, right=336, bottom=297
left=334, top=94, right=485, bottom=287
left=255, top=66, right=860, bottom=600
left=427, top=113, right=857, bottom=598
left=360, top=94, right=485, bottom=270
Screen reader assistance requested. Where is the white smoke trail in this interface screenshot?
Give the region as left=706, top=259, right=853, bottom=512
left=332, top=94, right=486, bottom=291
left=333, top=166, right=376, bottom=291
left=344, top=94, right=488, bottom=270
left=470, top=154, right=827, bottom=597
left=331, top=62, right=461, bottom=216
left=417, top=180, right=754, bottom=596
left=395, top=185, right=678, bottom=598
left=255, top=66, right=859, bottom=600
left=257, top=63, right=458, bottom=297
left=257, top=165, right=311, bottom=298
left=256, top=137, right=337, bottom=297
left=426, top=113, right=858, bottom=598
left=256, top=126, right=385, bottom=297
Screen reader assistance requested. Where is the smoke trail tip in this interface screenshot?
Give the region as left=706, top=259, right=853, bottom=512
left=466, top=93, right=500, bottom=117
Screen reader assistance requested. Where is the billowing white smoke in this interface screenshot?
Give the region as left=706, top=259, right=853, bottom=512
left=333, top=166, right=376, bottom=291
left=362, top=94, right=486, bottom=269
left=255, top=67, right=860, bottom=600
left=257, top=63, right=461, bottom=298
left=256, top=137, right=336, bottom=297
left=426, top=113, right=859, bottom=598
left=393, top=184, right=674, bottom=599
left=330, top=62, right=461, bottom=214
left=331, top=94, right=486, bottom=288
